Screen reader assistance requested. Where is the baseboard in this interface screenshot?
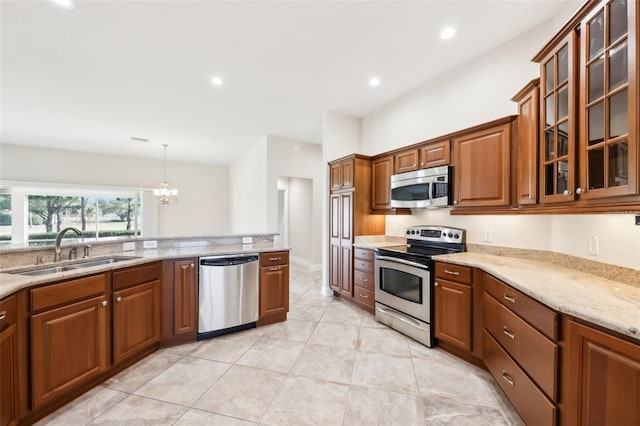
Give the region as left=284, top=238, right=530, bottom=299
left=290, top=256, right=321, bottom=271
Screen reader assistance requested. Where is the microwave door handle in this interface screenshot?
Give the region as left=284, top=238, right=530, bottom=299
left=376, top=256, right=430, bottom=270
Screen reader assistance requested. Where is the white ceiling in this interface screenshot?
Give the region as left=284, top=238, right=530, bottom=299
left=1, top=0, right=576, bottom=165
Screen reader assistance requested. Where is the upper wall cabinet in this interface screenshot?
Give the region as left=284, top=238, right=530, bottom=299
left=420, top=140, right=451, bottom=168
left=330, top=158, right=354, bottom=190
left=579, top=0, right=637, bottom=200
left=394, top=148, right=420, bottom=174
left=512, top=80, right=540, bottom=206
left=535, top=0, right=638, bottom=205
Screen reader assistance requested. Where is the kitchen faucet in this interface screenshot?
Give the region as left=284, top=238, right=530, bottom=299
left=54, top=227, right=83, bottom=262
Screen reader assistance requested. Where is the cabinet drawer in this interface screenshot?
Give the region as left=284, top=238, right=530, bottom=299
left=435, top=262, right=472, bottom=284
left=354, top=248, right=374, bottom=262
left=484, top=274, right=558, bottom=341
left=260, top=251, right=289, bottom=267
left=484, top=293, right=558, bottom=401
left=113, top=262, right=162, bottom=290
left=354, top=270, right=374, bottom=291
left=354, top=286, right=374, bottom=308
left=483, top=330, right=557, bottom=426
left=0, top=294, right=17, bottom=332
left=31, top=274, right=107, bottom=312
left=354, top=258, right=373, bottom=274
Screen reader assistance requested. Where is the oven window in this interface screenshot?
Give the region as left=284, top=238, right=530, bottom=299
left=380, top=267, right=423, bottom=304
left=391, top=183, right=430, bottom=201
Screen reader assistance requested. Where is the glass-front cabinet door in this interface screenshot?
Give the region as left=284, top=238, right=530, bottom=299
left=540, top=33, right=577, bottom=203
left=579, top=0, right=637, bottom=199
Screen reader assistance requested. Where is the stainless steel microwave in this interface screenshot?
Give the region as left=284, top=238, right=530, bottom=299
left=390, top=166, right=452, bottom=208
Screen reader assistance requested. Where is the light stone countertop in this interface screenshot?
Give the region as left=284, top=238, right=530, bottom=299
left=353, top=241, right=407, bottom=249
left=0, top=242, right=288, bottom=299
left=432, top=252, right=640, bottom=342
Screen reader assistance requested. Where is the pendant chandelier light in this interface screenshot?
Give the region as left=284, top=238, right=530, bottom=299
left=153, top=144, right=178, bottom=205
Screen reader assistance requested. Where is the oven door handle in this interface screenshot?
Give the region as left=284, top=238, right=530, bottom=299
left=376, top=305, right=429, bottom=330
left=376, top=256, right=430, bottom=270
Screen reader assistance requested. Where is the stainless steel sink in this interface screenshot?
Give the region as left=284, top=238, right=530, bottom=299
left=7, top=256, right=140, bottom=276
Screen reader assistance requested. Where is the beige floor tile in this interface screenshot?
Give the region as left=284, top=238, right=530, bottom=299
left=421, top=395, right=512, bottom=425
left=287, top=303, right=327, bottom=321
left=412, top=357, right=499, bottom=408
left=343, top=386, right=424, bottom=426
left=174, top=409, right=258, bottom=425
left=357, top=327, right=411, bottom=356
left=236, top=336, right=304, bottom=373
left=291, top=343, right=355, bottom=384
left=161, top=340, right=204, bottom=356
left=360, top=312, right=387, bottom=329
left=104, top=351, right=182, bottom=393
left=321, top=301, right=363, bottom=326
left=189, top=331, right=260, bottom=363
left=263, top=319, right=317, bottom=342
left=351, top=352, right=418, bottom=395
left=34, top=386, right=127, bottom=426
left=193, top=365, right=285, bottom=422
left=295, top=293, right=333, bottom=307
left=88, top=395, right=186, bottom=425
left=308, top=322, right=359, bottom=349
left=262, top=375, right=349, bottom=426
left=134, top=356, right=230, bottom=406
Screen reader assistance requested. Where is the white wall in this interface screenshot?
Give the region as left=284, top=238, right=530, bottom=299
left=229, top=138, right=268, bottom=234
left=0, top=143, right=230, bottom=237
left=287, top=177, right=313, bottom=264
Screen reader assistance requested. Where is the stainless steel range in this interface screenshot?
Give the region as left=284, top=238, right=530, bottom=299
left=374, top=225, right=466, bottom=347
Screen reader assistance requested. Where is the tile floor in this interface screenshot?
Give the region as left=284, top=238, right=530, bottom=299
left=36, top=263, right=524, bottom=426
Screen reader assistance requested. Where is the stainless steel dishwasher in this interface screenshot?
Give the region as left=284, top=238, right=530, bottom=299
left=198, top=253, right=259, bottom=340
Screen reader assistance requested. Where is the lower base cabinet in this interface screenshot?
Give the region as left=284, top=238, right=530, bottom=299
left=31, top=295, right=109, bottom=409
left=258, top=252, right=289, bottom=325
left=564, top=318, right=640, bottom=426
left=161, top=259, right=197, bottom=346
left=1, top=293, right=18, bottom=426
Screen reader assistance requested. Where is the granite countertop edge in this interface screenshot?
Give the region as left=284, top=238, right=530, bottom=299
left=432, top=252, right=640, bottom=343
left=0, top=243, right=288, bottom=299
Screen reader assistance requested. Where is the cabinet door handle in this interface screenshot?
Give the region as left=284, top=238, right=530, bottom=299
left=502, top=327, right=515, bottom=340
left=116, top=296, right=122, bottom=302
left=191, top=263, right=195, bottom=268
left=269, top=257, right=281, bottom=261
left=101, top=301, right=108, bottom=307
left=434, top=282, right=439, bottom=287
left=501, top=371, right=515, bottom=386
left=576, top=187, right=585, bottom=195
left=420, top=162, right=425, bottom=166
left=563, top=189, right=572, bottom=196
left=412, top=164, right=417, bottom=167
left=181, top=265, right=190, bottom=270
left=359, top=293, right=368, bottom=299
left=0, top=311, right=6, bottom=320
left=444, top=269, right=460, bottom=276
left=503, top=294, right=516, bottom=304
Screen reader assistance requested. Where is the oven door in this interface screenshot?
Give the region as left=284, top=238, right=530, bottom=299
left=374, top=256, right=431, bottom=322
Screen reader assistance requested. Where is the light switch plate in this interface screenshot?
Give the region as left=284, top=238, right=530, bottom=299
left=122, top=242, right=135, bottom=251
left=588, top=235, right=599, bottom=255
left=143, top=240, right=157, bottom=249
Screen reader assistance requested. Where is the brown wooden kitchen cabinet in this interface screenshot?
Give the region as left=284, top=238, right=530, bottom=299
left=353, top=247, right=374, bottom=311
left=563, top=317, right=640, bottom=426
left=330, top=157, right=354, bottom=190
left=434, top=277, right=472, bottom=351
left=370, top=155, right=411, bottom=214
left=112, top=263, right=161, bottom=365
left=419, top=140, right=451, bottom=168
left=452, top=118, right=514, bottom=207
left=512, top=79, right=540, bottom=206
left=258, top=251, right=289, bottom=325
left=30, top=274, right=110, bottom=409
left=329, top=155, right=384, bottom=307
left=393, top=148, right=420, bottom=174
left=161, top=258, right=197, bottom=346
left=0, top=294, right=18, bottom=426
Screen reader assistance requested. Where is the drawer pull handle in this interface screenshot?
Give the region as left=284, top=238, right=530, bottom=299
left=0, top=311, right=6, bottom=320
left=361, top=263, right=367, bottom=267
left=269, top=257, right=281, bottom=261
left=501, top=371, right=515, bottom=386
left=502, top=327, right=515, bottom=340
left=444, top=269, right=460, bottom=276
left=361, top=278, right=368, bottom=282
left=359, top=293, right=368, bottom=299
left=503, top=294, right=516, bottom=304
left=101, top=301, right=108, bottom=307
left=116, top=296, right=122, bottom=302
left=269, top=267, right=280, bottom=271
left=181, top=265, right=190, bottom=270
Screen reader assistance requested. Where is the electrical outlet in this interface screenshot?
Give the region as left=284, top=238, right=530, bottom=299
left=242, top=236, right=253, bottom=244
left=588, top=235, right=599, bottom=255
left=483, top=228, right=493, bottom=243
left=143, top=240, right=157, bottom=249
left=122, top=242, right=135, bottom=251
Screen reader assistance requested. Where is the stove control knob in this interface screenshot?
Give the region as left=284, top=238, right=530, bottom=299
left=411, top=230, right=416, bottom=235
left=406, top=230, right=410, bottom=235
left=454, top=233, right=460, bottom=239
left=447, top=233, right=453, bottom=238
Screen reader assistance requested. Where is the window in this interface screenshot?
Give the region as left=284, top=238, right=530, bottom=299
left=0, top=186, right=144, bottom=246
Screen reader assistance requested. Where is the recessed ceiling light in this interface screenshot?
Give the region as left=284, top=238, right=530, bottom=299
left=440, top=27, right=456, bottom=40
left=369, top=77, right=381, bottom=87
left=49, top=0, right=76, bottom=9
left=211, top=76, right=224, bottom=86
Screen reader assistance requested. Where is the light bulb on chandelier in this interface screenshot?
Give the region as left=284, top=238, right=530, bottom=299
left=153, top=144, right=178, bottom=205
